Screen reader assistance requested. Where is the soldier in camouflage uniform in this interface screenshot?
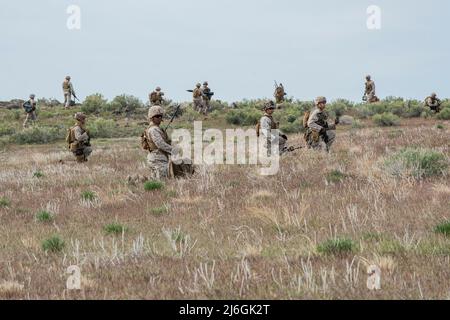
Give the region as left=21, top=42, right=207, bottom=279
left=22, top=94, right=37, bottom=128
left=67, top=112, right=92, bottom=163
left=259, top=101, right=288, bottom=155
left=305, top=97, right=336, bottom=152
left=192, top=83, right=203, bottom=112
left=144, top=106, right=173, bottom=179
left=201, top=81, right=212, bottom=115
left=364, top=75, right=378, bottom=103
left=149, top=87, right=165, bottom=106
left=62, top=76, right=76, bottom=108
left=424, top=93, right=442, bottom=113
left=274, top=83, right=286, bottom=105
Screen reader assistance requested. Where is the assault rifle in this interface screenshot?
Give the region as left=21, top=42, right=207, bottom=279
left=164, top=104, right=181, bottom=131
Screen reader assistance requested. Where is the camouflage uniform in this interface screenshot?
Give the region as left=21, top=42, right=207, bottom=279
left=364, top=76, right=377, bottom=103
left=274, top=84, right=286, bottom=104
left=201, top=82, right=212, bottom=115
left=69, top=113, right=92, bottom=163
left=193, top=83, right=203, bottom=112
left=259, top=102, right=287, bottom=155
left=63, top=76, right=75, bottom=108
left=146, top=106, right=173, bottom=180
left=305, top=97, right=336, bottom=152
left=425, top=94, right=441, bottom=113
left=23, top=95, right=37, bottom=128
left=150, top=87, right=164, bottom=106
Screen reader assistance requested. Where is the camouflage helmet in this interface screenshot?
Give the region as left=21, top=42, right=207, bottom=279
left=203, top=81, right=208, bottom=86
left=148, top=106, right=164, bottom=119
left=431, top=92, right=437, bottom=97
left=65, top=76, right=71, bottom=80
left=196, top=83, right=201, bottom=88
left=366, top=75, right=371, bottom=80
left=29, top=94, right=36, bottom=99
left=263, top=100, right=276, bottom=111
left=314, top=96, right=327, bottom=105
left=156, top=87, right=161, bottom=91
left=74, top=112, right=86, bottom=122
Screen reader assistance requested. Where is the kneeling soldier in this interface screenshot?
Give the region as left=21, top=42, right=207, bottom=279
left=67, top=112, right=92, bottom=163
left=424, top=93, right=441, bottom=113
left=258, top=101, right=288, bottom=155
left=305, top=96, right=337, bottom=152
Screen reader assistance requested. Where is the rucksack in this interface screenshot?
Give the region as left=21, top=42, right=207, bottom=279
left=150, top=92, right=158, bottom=103
left=303, top=110, right=311, bottom=128
left=141, top=129, right=151, bottom=151
left=65, top=126, right=76, bottom=150
left=23, top=101, right=33, bottom=113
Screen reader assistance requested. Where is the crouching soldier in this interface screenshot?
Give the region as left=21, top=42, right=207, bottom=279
left=424, top=93, right=442, bottom=113
left=142, top=106, right=174, bottom=179
left=23, top=94, right=37, bottom=128
left=257, top=101, right=289, bottom=155
left=304, top=96, right=337, bottom=152
left=66, top=112, right=92, bottom=163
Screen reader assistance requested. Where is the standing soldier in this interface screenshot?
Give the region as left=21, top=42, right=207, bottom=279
left=142, top=106, right=173, bottom=179
left=304, top=97, right=337, bottom=152
left=149, top=87, right=165, bottom=106
left=257, top=101, right=288, bottom=155
left=424, top=93, right=442, bottom=113
left=62, top=76, right=76, bottom=108
left=192, top=83, right=203, bottom=112
left=364, top=75, right=378, bottom=103
left=274, top=82, right=287, bottom=106
left=22, top=94, right=37, bottom=128
left=201, top=81, right=213, bottom=115
left=66, top=112, right=92, bottom=163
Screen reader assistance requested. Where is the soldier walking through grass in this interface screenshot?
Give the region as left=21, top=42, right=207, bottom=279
left=22, top=94, right=37, bottom=128
left=274, top=82, right=286, bottom=106
left=424, top=93, right=442, bottom=113
left=66, top=112, right=92, bottom=163
left=364, top=75, right=379, bottom=103
left=201, top=81, right=213, bottom=115
left=192, top=83, right=203, bottom=112
left=304, top=96, right=337, bottom=152
left=62, top=76, right=76, bottom=108
left=149, top=87, right=165, bottom=106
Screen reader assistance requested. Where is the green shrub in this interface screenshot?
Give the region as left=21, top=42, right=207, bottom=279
left=436, top=124, right=445, bottom=130
left=81, top=94, right=108, bottom=114
left=87, top=118, right=116, bottom=138
left=104, top=223, right=128, bottom=235
left=280, top=121, right=302, bottom=134
left=144, top=181, right=164, bottom=191
left=42, top=236, right=65, bottom=253
left=384, top=148, right=448, bottom=179
left=36, top=211, right=53, bottom=222
left=0, top=125, right=16, bottom=137
left=317, top=238, right=355, bottom=255
left=435, top=222, right=450, bottom=237
left=373, top=112, right=400, bottom=126
left=226, top=109, right=260, bottom=126
left=81, top=190, right=96, bottom=201
left=9, top=126, right=64, bottom=144
left=105, top=95, right=143, bottom=113
left=326, top=170, right=346, bottom=183
left=0, top=197, right=11, bottom=208
left=437, top=108, right=450, bottom=120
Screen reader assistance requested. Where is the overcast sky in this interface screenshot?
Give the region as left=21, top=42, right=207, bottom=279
left=1, top=0, right=449, bottom=103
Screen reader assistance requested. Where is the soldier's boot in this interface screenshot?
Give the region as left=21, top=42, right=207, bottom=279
left=76, top=155, right=85, bottom=163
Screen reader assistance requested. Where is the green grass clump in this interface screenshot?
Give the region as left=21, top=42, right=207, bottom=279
left=317, top=238, right=355, bottom=255
left=144, top=180, right=164, bottom=191
left=42, top=236, right=65, bottom=253
left=372, top=112, right=400, bottom=126
left=326, top=170, right=346, bottom=183
left=436, top=124, right=445, bottom=130
left=33, top=170, right=44, bottom=178
left=104, top=223, right=128, bottom=235
left=435, top=222, right=450, bottom=237
left=150, top=206, right=168, bottom=217
left=9, top=126, right=64, bottom=144
left=437, top=108, right=450, bottom=120
left=36, top=211, right=53, bottom=222
left=384, top=148, right=448, bottom=179
left=81, top=190, right=96, bottom=201
left=0, top=197, right=11, bottom=208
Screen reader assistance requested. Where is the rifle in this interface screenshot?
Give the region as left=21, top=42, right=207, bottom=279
left=186, top=90, right=194, bottom=93
left=73, top=93, right=80, bottom=102
left=164, top=104, right=181, bottom=131
left=286, top=145, right=304, bottom=152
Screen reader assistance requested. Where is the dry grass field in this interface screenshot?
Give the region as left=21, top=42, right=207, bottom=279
left=0, top=117, right=449, bottom=300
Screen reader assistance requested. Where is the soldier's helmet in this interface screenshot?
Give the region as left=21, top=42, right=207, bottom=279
left=196, top=83, right=201, bottom=88
left=315, top=96, right=327, bottom=106
left=29, top=94, right=36, bottom=99
left=431, top=92, right=437, bottom=97
left=263, top=100, right=276, bottom=110
left=74, top=112, right=87, bottom=122
left=156, top=87, right=161, bottom=91
left=366, top=75, right=371, bottom=80
left=148, top=106, right=165, bottom=119
left=203, top=81, right=208, bottom=86
left=65, top=76, right=71, bottom=80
